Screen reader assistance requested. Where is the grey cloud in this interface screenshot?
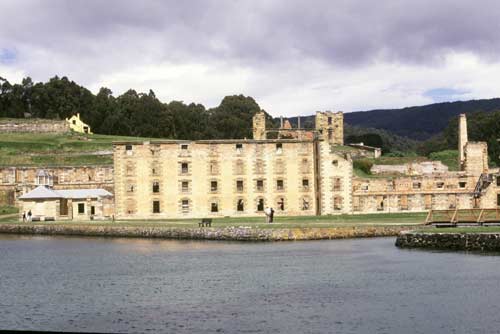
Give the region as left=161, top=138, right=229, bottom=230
left=2, top=0, right=500, bottom=81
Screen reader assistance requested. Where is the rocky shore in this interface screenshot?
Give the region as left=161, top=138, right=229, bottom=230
left=396, top=231, right=500, bottom=251
left=0, top=224, right=415, bottom=241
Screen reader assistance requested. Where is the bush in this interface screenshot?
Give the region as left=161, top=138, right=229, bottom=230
left=353, top=159, right=373, bottom=175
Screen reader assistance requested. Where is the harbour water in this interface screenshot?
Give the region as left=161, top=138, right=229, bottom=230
left=1, top=235, right=500, bottom=333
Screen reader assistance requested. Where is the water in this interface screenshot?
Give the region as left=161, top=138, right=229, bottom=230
left=1, top=236, right=500, bottom=333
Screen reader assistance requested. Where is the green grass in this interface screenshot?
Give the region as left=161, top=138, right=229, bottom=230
left=0, top=212, right=426, bottom=229
left=0, top=206, right=18, bottom=215
left=429, top=150, right=459, bottom=171
left=0, top=132, right=154, bottom=166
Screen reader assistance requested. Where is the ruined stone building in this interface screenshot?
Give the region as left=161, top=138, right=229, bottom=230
left=0, top=166, right=114, bottom=206
left=114, top=111, right=499, bottom=219
left=113, top=111, right=353, bottom=219
left=352, top=114, right=500, bottom=213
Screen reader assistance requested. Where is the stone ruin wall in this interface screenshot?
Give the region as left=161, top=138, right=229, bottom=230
left=0, top=166, right=114, bottom=206
left=0, top=119, right=70, bottom=133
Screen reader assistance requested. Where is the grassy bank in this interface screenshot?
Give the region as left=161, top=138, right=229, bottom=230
left=0, top=212, right=426, bottom=229
left=0, top=132, right=153, bottom=166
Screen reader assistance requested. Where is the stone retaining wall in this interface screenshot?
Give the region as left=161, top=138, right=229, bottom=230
left=395, top=231, right=500, bottom=251
left=0, top=119, right=70, bottom=133
left=0, top=224, right=414, bottom=241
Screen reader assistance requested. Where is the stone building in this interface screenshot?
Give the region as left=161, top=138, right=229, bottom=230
left=113, top=111, right=352, bottom=219
left=352, top=114, right=500, bottom=213
left=18, top=186, right=113, bottom=221
left=0, top=166, right=114, bottom=206
left=114, top=111, right=499, bottom=219
left=66, top=113, right=92, bottom=134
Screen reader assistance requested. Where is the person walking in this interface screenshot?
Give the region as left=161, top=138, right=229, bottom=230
left=27, top=210, right=32, bottom=222
left=22, top=211, right=26, bottom=223
left=264, top=207, right=272, bottom=223
left=270, top=207, right=275, bottom=223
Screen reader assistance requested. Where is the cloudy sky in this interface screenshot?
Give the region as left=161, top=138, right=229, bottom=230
left=2, top=0, right=500, bottom=116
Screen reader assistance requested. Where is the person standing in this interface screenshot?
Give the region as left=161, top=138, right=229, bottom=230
left=264, top=207, right=271, bottom=223
left=27, top=210, right=32, bottom=222
left=270, top=207, right=275, bottom=223
left=22, top=211, right=26, bottom=223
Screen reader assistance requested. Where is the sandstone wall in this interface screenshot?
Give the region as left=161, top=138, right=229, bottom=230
left=0, top=119, right=70, bottom=133
left=396, top=231, right=500, bottom=251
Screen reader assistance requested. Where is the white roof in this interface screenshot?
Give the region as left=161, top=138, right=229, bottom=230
left=19, top=186, right=112, bottom=200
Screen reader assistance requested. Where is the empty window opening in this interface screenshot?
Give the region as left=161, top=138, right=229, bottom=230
left=256, top=179, right=264, bottom=191
left=181, top=144, right=189, bottom=150
left=277, top=179, right=284, bottom=190
left=412, top=182, right=421, bottom=189
left=235, top=143, right=243, bottom=153
left=237, top=199, right=244, bottom=212
left=328, top=117, right=332, bottom=125
left=302, top=179, right=309, bottom=190
left=277, top=198, right=285, bottom=211
left=182, top=181, right=189, bottom=192
left=302, top=198, right=310, bottom=210
left=153, top=201, right=160, bottom=213
left=211, top=181, right=218, bottom=192
left=332, top=160, right=338, bottom=166
left=276, top=143, right=283, bottom=154
left=181, top=200, right=189, bottom=213
left=78, top=203, right=85, bottom=214
left=181, top=163, right=189, bottom=174
left=125, top=145, right=132, bottom=151
left=211, top=202, right=218, bottom=213
left=257, top=199, right=264, bottom=212
left=152, top=181, right=160, bottom=193
left=436, top=182, right=445, bottom=189
left=236, top=180, right=244, bottom=192
left=459, top=182, right=467, bottom=188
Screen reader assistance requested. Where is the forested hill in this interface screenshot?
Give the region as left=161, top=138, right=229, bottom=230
left=344, top=99, right=500, bottom=140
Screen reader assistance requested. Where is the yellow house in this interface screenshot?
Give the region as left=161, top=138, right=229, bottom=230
left=66, top=113, right=92, bottom=134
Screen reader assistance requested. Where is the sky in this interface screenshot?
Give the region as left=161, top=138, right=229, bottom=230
left=2, top=0, right=500, bottom=116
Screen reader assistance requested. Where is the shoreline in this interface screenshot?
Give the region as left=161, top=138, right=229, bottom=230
left=0, top=223, right=417, bottom=241
left=396, top=231, right=500, bottom=251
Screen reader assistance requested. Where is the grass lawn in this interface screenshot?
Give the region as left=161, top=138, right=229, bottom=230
left=0, top=212, right=426, bottom=229
left=0, top=132, right=154, bottom=166
left=0, top=206, right=18, bottom=215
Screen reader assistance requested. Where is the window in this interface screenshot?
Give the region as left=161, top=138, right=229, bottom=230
left=328, top=129, right=333, bottom=140
left=78, top=203, right=85, bottom=214
left=334, top=196, right=342, bottom=211
left=209, top=161, right=219, bottom=175
left=153, top=201, right=160, bottom=213
left=332, top=160, right=338, bottom=166
left=497, top=193, right=500, bottom=207
left=236, top=180, right=244, bottom=192
left=302, top=198, right=310, bottom=210
left=257, top=198, right=264, bottom=212
left=152, top=181, right=160, bottom=193
left=255, top=160, right=265, bottom=174
left=181, top=199, right=189, bottom=213
left=125, top=145, right=132, bottom=151
left=60, top=199, right=68, bottom=216
left=235, top=143, right=243, bottom=153
left=328, top=116, right=332, bottom=125
left=377, top=196, right=385, bottom=211
left=256, top=179, right=264, bottom=191
left=276, top=143, right=283, bottom=154
left=302, top=178, right=309, bottom=190
left=276, top=179, right=284, bottom=191
left=181, top=144, right=189, bottom=150
left=277, top=197, right=285, bottom=211
left=91, top=206, right=95, bottom=215
left=72, top=120, right=76, bottom=125
left=333, top=178, right=341, bottom=191
left=412, top=182, right=421, bottom=190
left=211, top=202, right=218, bottom=213
left=127, top=184, right=134, bottom=193
left=459, top=181, right=467, bottom=188
left=182, top=181, right=189, bottom=192
left=436, top=182, right=444, bottom=189
left=237, top=199, right=244, bottom=212
left=211, top=181, right=218, bottom=192
left=181, top=162, right=189, bottom=174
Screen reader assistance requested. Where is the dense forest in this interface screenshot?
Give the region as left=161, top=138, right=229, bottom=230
left=0, top=76, right=277, bottom=140
left=1, top=75, right=499, bottom=164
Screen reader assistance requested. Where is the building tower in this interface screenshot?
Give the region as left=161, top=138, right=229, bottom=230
left=252, top=111, right=266, bottom=140
left=458, top=113, right=468, bottom=171
left=315, top=111, right=344, bottom=145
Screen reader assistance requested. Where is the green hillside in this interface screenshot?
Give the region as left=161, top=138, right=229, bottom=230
left=0, top=132, right=151, bottom=166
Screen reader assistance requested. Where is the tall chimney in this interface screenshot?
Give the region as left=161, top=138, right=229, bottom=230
left=298, top=116, right=301, bottom=129
left=458, top=113, right=468, bottom=171
left=280, top=116, right=283, bottom=128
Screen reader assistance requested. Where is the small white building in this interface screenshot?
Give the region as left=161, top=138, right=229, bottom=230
left=18, top=186, right=113, bottom=221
